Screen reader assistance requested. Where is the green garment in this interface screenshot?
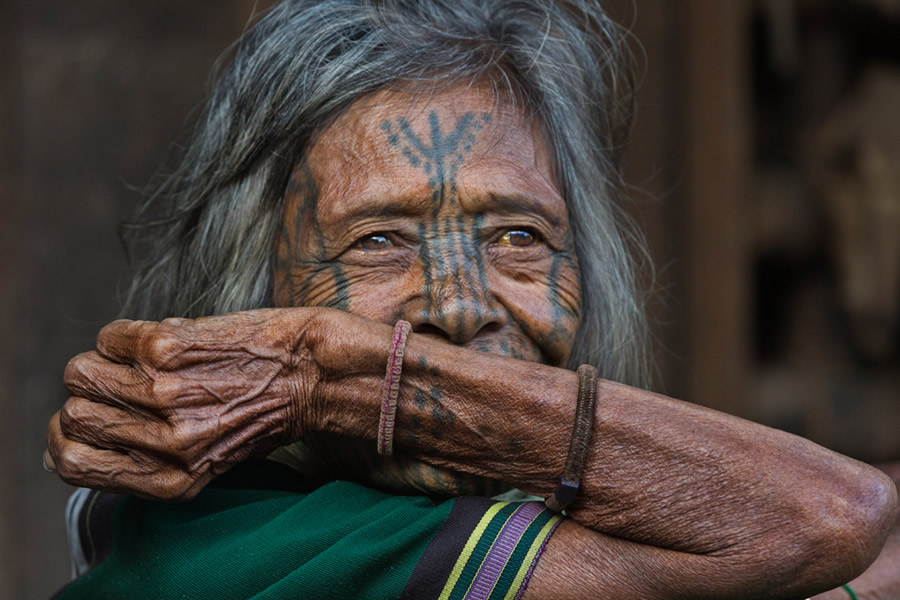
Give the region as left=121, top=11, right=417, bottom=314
left=59, top=481, right=452, bottom=600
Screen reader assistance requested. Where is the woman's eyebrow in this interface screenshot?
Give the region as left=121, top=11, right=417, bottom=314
left=324, top=194, right=432, bottom=225
left=321, top=192, right=564, bottom=228
left=477, top=193, right=564, bottom=228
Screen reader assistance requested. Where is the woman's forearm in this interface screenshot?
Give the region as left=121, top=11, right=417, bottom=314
left=310, top=311, right=898, bottom=591
left=48, top=307, right=898, bottom=597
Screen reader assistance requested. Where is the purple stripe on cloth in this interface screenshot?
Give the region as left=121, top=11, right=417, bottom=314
left=464, top=502, right=543, bottom=600
left=512, top=517, right=563, bottom=600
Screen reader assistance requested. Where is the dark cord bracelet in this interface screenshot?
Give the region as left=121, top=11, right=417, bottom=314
left=545, top=364, right=598, bottom=512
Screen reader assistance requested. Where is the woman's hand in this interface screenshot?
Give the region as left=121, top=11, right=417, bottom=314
left=45, top=308, right=327, bottom=501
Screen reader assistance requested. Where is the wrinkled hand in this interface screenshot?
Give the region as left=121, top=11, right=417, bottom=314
left=46, top=308, right=325, bottom=501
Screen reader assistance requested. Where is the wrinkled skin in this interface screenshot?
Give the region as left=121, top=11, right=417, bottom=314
left=47, top=310, right=322, bottom=499
left=273, top=85, right=580, bottom=362
left=49, top=84, right=583, bottom=499
left=271, top=85, right=580, bottom=495
left=45, top=84, right=899, bottom=599
left=812, top=463, right=900, bottom=600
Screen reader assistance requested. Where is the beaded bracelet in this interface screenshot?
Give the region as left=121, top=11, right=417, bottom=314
left=377, top=320, right=411, bottom=456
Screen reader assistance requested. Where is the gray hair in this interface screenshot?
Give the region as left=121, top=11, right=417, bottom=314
left=121, top=0, right=651, bottom=388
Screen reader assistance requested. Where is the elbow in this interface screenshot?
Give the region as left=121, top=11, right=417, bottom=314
left=837, top=466, right=897, bottom=571
left=798, top=464, right=898, bottom=585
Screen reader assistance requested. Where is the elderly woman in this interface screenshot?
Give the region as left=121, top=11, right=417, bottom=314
left=45, top=1, right=897, bottom=599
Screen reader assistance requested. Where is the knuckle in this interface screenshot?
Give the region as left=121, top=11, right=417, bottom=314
left=55, top=446, right=85, bottom=481
left=151, top=378, right=187, bottom=406
left=60, top=400, right=121, bottom=449
left=63, top=352, right=93, bottom=387
left=59, top=398, right=85, bottom=432
left=160, top=474, right=194, bottom=501
left=98, top=318, right=134, bottom=340
left=160, top=317, right=189, bottom=328
left=144, top=332, right=184, bottom=366
left=168, top=420, right=205, bottom=457
left=96, top=319, right=139, bottom=351
left=168, top=423, right=191, bottom=453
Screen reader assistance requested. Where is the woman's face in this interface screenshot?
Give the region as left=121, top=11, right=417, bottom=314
left=274, top=84, right=581, bottom=367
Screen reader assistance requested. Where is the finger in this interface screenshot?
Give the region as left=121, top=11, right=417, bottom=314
left=48, top=411, right=200, bottom=501
left=59, top=396, right=170, bottom=456
left=43, top=449, right=56, bottom=473
left=64, top=351, right=152, bottom=408
left=97, top=318, right=186, bottom=365
left=98, top=318, right=194, bottom=370
left=94, top=319, right=143, bottom=364
left=48, top=410, right=137, bottom=489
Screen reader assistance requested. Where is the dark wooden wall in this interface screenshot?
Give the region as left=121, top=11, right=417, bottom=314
left=1, top=1, right=897, bottom=598
left=608, top=0, right=753, bottom=412
left=618, top=0, right=900, bottom=464
left=0, top=2, right=271, bottom=597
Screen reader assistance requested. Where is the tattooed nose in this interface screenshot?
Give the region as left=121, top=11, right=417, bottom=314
left=411, top=283, right=504, bottom=345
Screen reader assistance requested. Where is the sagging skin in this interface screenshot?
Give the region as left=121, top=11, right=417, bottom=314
left=46, top=84, right=898, bottom=599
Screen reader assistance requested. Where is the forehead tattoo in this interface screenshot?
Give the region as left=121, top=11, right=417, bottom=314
left=380, top=111, right=491, bottom=211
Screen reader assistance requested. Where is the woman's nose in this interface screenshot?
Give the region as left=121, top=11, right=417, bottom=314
left=404, top=282, right=505, bottom=344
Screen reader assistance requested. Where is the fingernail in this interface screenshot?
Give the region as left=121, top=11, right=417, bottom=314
left=42, top=450, right=56, bottom=473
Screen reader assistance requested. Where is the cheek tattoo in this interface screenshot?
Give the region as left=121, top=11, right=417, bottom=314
left=500, top=246, right=579, bottom=361
left=283, top=162, right=351, bottom=311
left=540, top=250, right=581, bottom=346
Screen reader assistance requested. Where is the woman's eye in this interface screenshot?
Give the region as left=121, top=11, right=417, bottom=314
left=498, top=229, right=539, bottom=248
left=356, top=233, right=393, bottom=251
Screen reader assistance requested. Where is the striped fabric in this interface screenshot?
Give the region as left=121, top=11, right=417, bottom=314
left=437, top=501, right=562, bottom=600
left=58, top=461, right=561, bottom=600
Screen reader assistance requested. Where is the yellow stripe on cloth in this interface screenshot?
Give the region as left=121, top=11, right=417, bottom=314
left=501, top=514, right=562, bottom=600
left=438, top=502, right=510, bottom=600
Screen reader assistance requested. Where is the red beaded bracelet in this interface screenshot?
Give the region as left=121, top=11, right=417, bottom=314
left=377, top=320, right=411, bottom=456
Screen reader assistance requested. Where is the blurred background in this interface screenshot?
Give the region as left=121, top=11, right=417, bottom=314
left=1, top=0, right=898, bottom=597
